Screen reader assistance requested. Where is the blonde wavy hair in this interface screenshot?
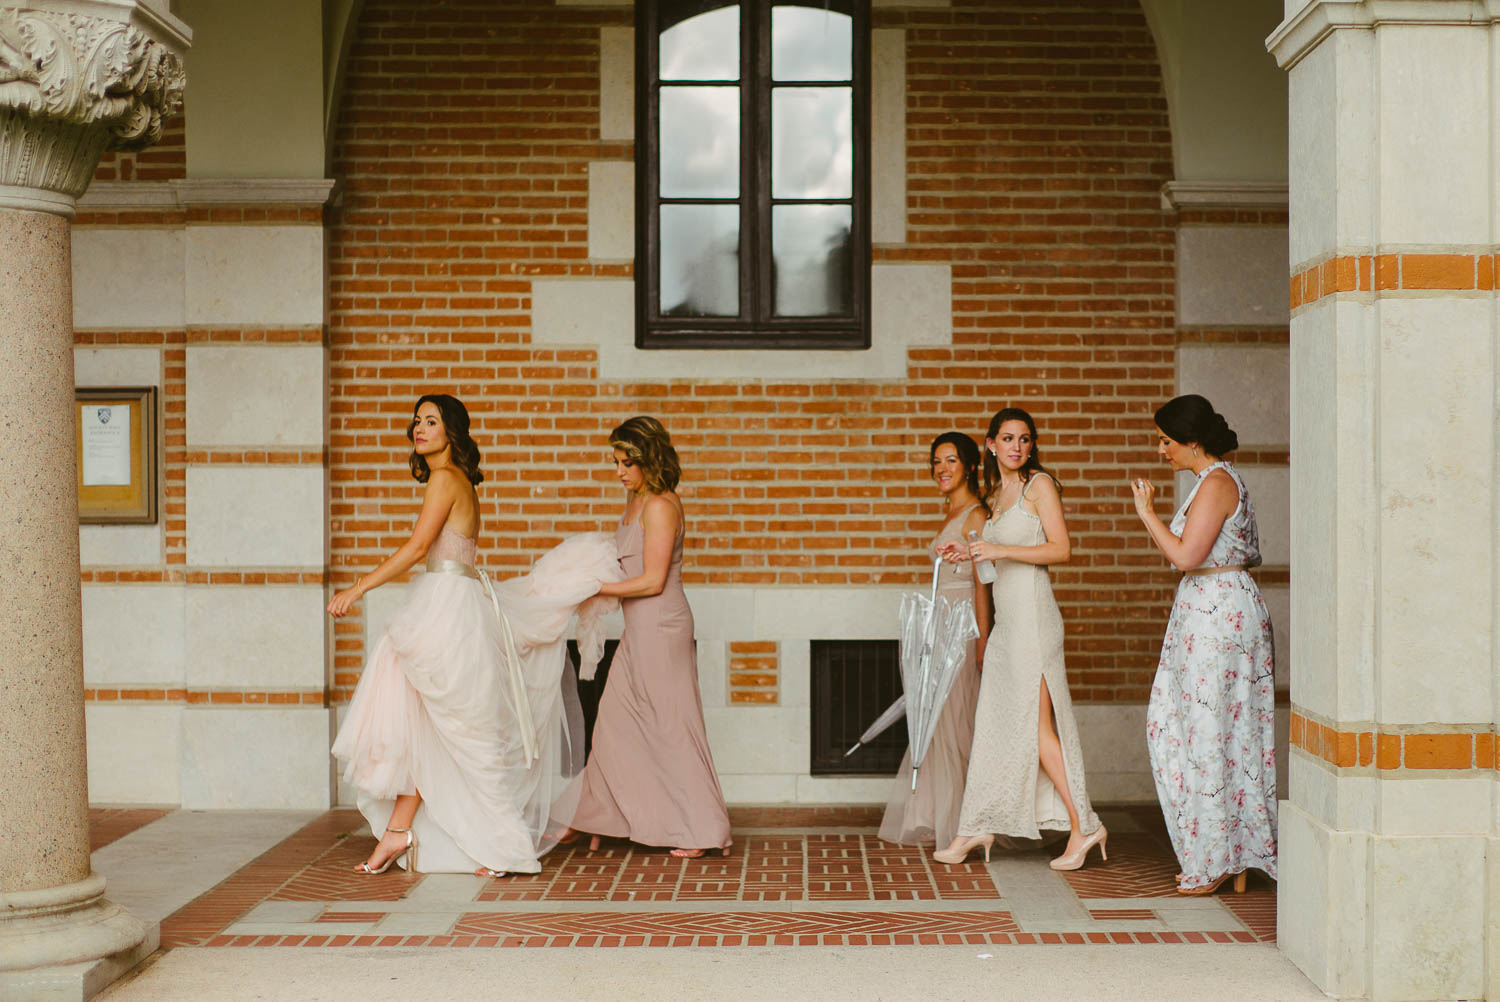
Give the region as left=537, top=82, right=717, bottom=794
left=609, top=415, right=681, bottom=494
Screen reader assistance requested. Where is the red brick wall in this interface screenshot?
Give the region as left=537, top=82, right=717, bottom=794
left=325, top=0, right=1181, bottom=702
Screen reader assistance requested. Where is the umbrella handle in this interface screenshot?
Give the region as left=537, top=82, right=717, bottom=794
left=928, top=556, right=942, bottom=607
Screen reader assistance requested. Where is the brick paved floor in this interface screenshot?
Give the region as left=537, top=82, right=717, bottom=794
left=92, top=805, right=1275, bottom=951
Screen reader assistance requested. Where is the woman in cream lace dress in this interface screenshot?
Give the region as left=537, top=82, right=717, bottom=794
left=935, top=408, right=1105, bottom=871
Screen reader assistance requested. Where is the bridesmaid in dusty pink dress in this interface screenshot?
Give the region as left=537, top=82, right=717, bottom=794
left=566, top=416, right=732, bottom=857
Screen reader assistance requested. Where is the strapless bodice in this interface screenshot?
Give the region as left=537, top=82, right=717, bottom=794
left=428, top=527, right=478, bottom=566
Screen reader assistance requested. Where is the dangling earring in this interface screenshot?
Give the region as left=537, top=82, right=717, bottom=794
left=1191, top=446, right=1198, bottom=457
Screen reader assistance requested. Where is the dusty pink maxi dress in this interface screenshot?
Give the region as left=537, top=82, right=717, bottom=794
left=569, top=513, right=732, bottom=851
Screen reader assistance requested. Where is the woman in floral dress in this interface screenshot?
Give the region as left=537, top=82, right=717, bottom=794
left=1130, top=394, right=1276, bottom=895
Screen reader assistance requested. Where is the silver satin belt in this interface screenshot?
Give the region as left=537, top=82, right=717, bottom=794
left=424, top=558, right=539, bottom=763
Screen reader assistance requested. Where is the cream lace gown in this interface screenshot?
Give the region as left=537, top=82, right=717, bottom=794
left=879, top=505, right=982, bottom=847
left=1147, top=462, right=1277, bottom=889
left=956, top=478, right=1101, bottom=841
left=332, top=529, right=622, bottom=874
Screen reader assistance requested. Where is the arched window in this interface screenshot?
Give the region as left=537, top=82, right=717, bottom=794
left=638, top=0, right=870, bottom=349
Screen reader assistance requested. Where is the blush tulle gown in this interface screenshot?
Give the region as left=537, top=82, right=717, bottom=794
left=332, top=529, right=623, bottom=873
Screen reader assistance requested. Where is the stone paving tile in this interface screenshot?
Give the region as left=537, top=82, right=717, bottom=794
left=155, top=806, right=1274, bottom=949
left=88, top=808, right=171, bottom=852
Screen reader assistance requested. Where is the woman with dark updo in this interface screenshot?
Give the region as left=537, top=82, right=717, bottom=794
left=1130, top=394, right=1277, bottom=895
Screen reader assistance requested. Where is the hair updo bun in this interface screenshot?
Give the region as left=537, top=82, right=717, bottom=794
left=1154, top=394, right=1238, bottom=457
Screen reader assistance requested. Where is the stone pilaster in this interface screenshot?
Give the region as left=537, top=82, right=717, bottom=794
left=0, top=3, right=186, bottom=999
left=1269, top=4, right=1499, bottom=1000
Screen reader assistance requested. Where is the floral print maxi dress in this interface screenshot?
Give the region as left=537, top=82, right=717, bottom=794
left=1146, top=461, right=1277, bottom=889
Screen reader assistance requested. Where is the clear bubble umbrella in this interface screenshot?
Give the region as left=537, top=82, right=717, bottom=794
left=845, top=557, right=979, bottom=790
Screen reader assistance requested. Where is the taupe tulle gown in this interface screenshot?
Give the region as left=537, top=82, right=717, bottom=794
left=879, top=505, right=983, bottom=847
left=569, top=511, right=732, bottom=850
left=956, top=476, right=1101, bottom=841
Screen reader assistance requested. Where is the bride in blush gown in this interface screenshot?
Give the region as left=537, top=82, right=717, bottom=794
left=329, top=394, right=621, bottom=877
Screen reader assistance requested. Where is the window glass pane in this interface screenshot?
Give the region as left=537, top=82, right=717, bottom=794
left=660, top=87, right=740, bottom=198
left=772, top=6, right=851, bottom=81
left=661, top=204, right=740, bottom=317
left=772, top=204, right=851, bottom=316
left=771, top=86, right=851, bottom=199
left=660, top=5, right=740, bottom=80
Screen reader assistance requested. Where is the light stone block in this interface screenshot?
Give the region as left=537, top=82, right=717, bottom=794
left=74, top=347, right=162, bottom=388
left=179, top=707, right=333, bottom=809
left=704, top=706, right=809, bottom=775
left=719, top=773, right=798, bottom=804
left=1288, top=31, right=1375, bottom=264
left=1176, top=226, right=1290, bottom=327
left=753, top=587, right=903, bottom=639
left=184, top=225, right=325, bottom=326
left=1277, top=800, right=1370, bottom=999
left=1376, top=25, right=1489, bottom=245
left=1289, top=752, right=1376, bottom=833
left=794, top=775, right=896, bottom=803
left=1177, top=344, right=1289, bottom=446
left=82, top=585, right=185, bottom=686
left=71, top=227, right=185, bottom=329
left=871, top=29, right=906, bottom=244
left=1369, top=834, right=1487, bottom=999
left=185, top=586, right=327, bottom=689
left=186, top=346, right=325, bottom=447
left=1374, top=777, right=1493, bottom=836
left=1261, top=584, right=1290, bottom=689
left=79, top=523, right=163, bottom=566
left=529, top=264, right=952, bottom=380
left=1236, top=465, right=1290, bottom=566
left=697, top=636, right=726, bottom=708
left=587, top=162, right=634, bottom=260
left=185, top=466, right=325, bottom=567
left=598, top=27, right=633, bottom=140
left=1376, top=308, right=1494, bottom=723
left=85, top=704, right=182, bottom=804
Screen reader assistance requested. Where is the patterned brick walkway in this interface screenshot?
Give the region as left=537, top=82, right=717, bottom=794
left=93, top=805, right=1275, bottom=951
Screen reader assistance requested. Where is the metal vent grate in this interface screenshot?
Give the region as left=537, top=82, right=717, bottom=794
left=809, top=639, right=904, bottom=776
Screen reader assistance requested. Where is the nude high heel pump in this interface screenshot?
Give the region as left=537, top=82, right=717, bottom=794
left=1048, top=824, right=1107, bottom=871
left=933, top=834, right=994, bottom=865
left=354, top=826, right=417, bottom=874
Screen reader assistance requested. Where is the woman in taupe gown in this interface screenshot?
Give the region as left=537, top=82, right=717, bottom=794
left=566, top=416, right=732, bottom=857
left=879, top=432, right=990, bottom=848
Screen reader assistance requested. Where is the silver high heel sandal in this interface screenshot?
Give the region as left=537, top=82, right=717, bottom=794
left=354, top=826, right=417, bottom=874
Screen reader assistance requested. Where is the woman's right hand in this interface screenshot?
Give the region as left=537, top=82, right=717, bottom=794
left=934, top=541, right=969, bottom=564
left=327, top=584, right=362, bottom=618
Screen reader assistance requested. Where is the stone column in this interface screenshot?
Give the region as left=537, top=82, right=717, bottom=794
left=1269, top=5, right=1498, bottom=1001
left=0, top=4, right=186, bottom=999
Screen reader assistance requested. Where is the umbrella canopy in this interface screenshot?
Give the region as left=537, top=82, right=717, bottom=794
left=845, top=558, right=979, bottom=791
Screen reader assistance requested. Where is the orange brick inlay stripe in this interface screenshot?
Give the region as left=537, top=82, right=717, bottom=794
left=1290, top=712, right=1498, bottom=772
left=1290, top=252, right=1499, bottom=309
left=728, top=641, right=779, bottom=706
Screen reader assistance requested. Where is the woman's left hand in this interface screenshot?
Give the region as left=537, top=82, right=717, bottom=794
left=968, top=539, right=1004, bottom=562
left=1130, top=478, right=1156, bottom=519
left=327, top=586, right=361, bottom=618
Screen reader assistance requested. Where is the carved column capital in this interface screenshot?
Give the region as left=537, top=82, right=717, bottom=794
left=0, top=4, right=186, bottom=215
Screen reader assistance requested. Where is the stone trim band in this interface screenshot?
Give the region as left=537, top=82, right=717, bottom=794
left=84, top=687, right=326, bottom=706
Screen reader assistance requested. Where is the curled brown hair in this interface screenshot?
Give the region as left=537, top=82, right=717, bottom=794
left=407, top=393, right=483, bottom=485
left=609, top=415, right=681, bottom=493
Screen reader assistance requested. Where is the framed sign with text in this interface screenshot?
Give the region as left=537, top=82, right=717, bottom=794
left=75, top=386, right=158, bottom=524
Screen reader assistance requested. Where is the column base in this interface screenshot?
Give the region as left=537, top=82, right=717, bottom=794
left=1279, top=800, right=1494, bottom=1001
left=0, top=872, right=157, bottom=1002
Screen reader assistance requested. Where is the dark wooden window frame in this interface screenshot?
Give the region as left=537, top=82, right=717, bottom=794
left=636, top=0, right=872, bottom=350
